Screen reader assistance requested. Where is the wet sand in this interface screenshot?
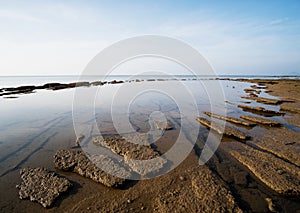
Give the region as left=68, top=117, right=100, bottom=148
left=0, top=78, right=299, bottom=212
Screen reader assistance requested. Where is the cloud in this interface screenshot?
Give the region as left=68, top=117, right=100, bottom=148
left=0, top=9, right=45, bottom=23
left=269, top=17, right=289, bottom=25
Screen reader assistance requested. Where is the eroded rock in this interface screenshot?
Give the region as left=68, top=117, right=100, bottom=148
left=109, top=80, right=124, bottom=84
left=242, top=96, right=291, bottom=105
left=238, top=104, right=285, bottom=116
left=155, top=166, right=242, bottom=213
left=204, top=112, right=256, bottom=127
left=196, top=117, right=250, bottom=140
left=54, top=150, right=129, bottom=187
left=240, top=115, right=281, bottom=126
left=280, top=105, right=300, bottom=113
left=93, top=135, right=167, bottom=176
left=17, top=167, right=72, bottom=208
left=227, top=143, right=300, bottom=196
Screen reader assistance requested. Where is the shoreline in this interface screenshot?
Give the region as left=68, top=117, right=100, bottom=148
left=0, top=78, right=299, bottom=212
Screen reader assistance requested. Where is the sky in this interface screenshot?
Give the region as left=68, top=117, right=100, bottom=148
left=0, top=0, right=299, bottom=76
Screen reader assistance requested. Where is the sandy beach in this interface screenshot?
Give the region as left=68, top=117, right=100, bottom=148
left=0, top=78, right=299, bottom=212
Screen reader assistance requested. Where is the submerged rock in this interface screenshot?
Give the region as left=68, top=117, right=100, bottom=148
left=154, top=120, right=173, bottom=130
left=54, top=150, right=129, bottom=187
left=240, top=115, right=281, bottom=126
left=238, top=104, right=285, bottom=116
left=93, top=135, right=167, bottom=176
left=204, top=112, right=256, bottom=127
left=75, top=134, right=85, bottom=147
left=17, top=167, right=72, bottom=208
left=196, top=117, right=250, bottom=140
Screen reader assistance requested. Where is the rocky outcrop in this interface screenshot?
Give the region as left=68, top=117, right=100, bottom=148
left=196, top=117, right=250, bottom=140
left=242, top=96, right=292, bottom=105
left=240, top=115, right=281, bottom=126
left=155, top=166, right=242, bottom=213
left=0, top=85, right=36, bottom=96
left=109, top=80, right=124, bottom=84
left=247, top=129, right=300, bottom=167
left=280, top=105, right=300, bottom=113
left=93, top=135, right=167, bottom=176
left=204, top=112, right=256, bottom=127
left=238, top=104, right=285, bottom=116
left=54, top=150, right=129, bottom=187
left=227, top=143, right=300, bottom=196
left=17, top=167, right=72, bottom=208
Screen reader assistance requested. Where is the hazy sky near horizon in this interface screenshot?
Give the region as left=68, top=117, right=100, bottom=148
left=0, top=0, right=299, bottom=76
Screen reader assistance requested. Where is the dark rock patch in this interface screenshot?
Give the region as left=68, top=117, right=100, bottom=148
left=109, top=80, right=124, bottom=84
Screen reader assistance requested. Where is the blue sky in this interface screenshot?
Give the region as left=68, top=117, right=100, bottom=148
left=0, top=0, right=299, bottom=75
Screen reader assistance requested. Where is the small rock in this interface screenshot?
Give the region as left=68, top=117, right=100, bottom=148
left=277, top=169, right=285, bottom=175
left=179, top=176, right=185, bottom=181
left=285, top=141, right=296, bottom=146
left=265, top=198, right=277, bottom=212
left=127, top=199, right=131, bottom=204
left=154, top=121, right=173, bottom=130
left=75, top=134, right=85, bottom=146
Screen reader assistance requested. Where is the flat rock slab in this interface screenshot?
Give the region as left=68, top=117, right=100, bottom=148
left=240, top=115, right=281, bottom=126
left=155, top=166, right=242, bottom=213
left=93, top=135, right=167, bottom=176
left=242, top=96, right=292, bottom=105
left=54, top=150, right=128, bottom=187
left=204, top=112, right=256, bottom=127
left=227, top=143, right=300, bottom=196
left=196, top=117, right=250, bottom=140
left=17, top=167, right=72, bottom=208
left=280, top=105, right=300, bottom=113
left=248, top=129, right=300, bottom=167
left=238, top=104, right=285, bottom=116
